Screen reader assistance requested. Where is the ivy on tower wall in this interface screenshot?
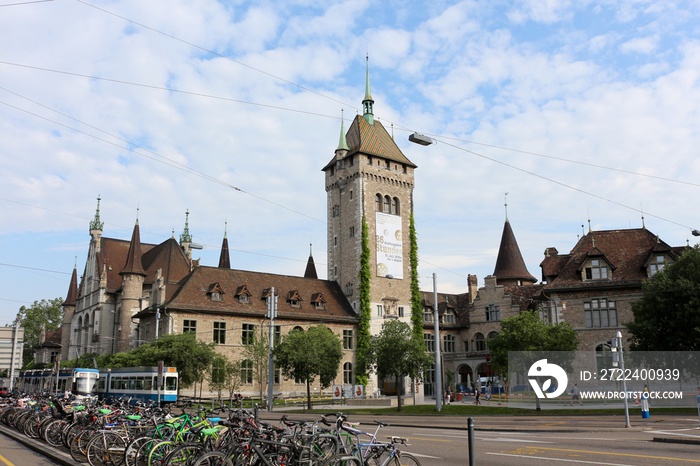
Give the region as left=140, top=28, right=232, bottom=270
left=355, top=215, right=372, bottom=386
left=409, top=213, right=423, bottom=340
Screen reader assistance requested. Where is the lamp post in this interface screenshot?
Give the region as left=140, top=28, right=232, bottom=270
left=433, top=273, right=442, bottom=412
left=409, top=134, right=441, bottom=410
left=612, top=331, right=631, bottom=428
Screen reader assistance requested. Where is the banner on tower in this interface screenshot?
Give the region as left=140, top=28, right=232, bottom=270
left=375, top=212, right=403, bottom=279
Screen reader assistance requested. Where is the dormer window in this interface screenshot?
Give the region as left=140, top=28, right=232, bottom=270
left=287, top=290, right=303, bottom=309
left=311, top=293, right=327, bottom=310
left=648, top=255, right=666, bottom=276
left=235, top=285, right=252, bottom=304
left=585, top=259, right=609, bottom=280
left=207, top=282, right=225, bottom=302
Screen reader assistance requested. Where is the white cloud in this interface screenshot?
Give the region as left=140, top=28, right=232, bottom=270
left=2, top=1, right=700, bottom=323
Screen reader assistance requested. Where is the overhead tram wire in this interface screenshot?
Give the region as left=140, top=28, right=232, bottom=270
left=3, top=4, right=695, bottom=264
left=0, top=61, right=342, bottom=122
left=25, top=1, right=692, bottom=192
left=436, top=134, right=700, bottom=189
left=0, top=97, right=325, bottom=224
left=74, top=0, right=359, bottom=114
left=434, top=137, right=697, bottom=232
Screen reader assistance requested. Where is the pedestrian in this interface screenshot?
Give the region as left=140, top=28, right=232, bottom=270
left=475, top=388, right=481, bottom=405
left=64, top=387, right=71, bottom=399
left=570, top=383, right=582, bottom=406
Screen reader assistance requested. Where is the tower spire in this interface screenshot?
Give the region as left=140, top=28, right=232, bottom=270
left=218, top=221, right=231, bottom=269
left=362, top=54, right=374, bottom=125
left=180, top=209, right=192, bottom=244
left=89, top=195, right=104, bottom=232
left=337, top=109, right=349, bottom=151
left=304, top=242, right=318, bottom=279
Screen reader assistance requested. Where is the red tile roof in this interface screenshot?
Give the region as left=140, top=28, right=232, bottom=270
left=158, top=266, right=357, bottom=323
left=541, top=228, right=684, bottom=290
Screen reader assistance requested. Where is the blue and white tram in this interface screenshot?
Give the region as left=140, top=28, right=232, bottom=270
left=96, top=366, right=178, bottom=404
left=18, top=367, right=100, bottom=396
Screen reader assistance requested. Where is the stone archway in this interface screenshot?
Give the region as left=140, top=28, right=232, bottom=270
left=457, top=364, right=473, bottom=392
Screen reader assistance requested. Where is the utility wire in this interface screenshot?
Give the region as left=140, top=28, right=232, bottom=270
left=435, top=137, right=697, bottom=231
left=74, top=0, right=359, bottom=114
left=0, top=97, right=325, bottom=224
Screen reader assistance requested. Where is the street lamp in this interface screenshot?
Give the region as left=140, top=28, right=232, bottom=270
left=409, top=132, right=441, bottom=409
left=408, top=132, right=435, bottom=146
left=612, top=331, right=631, bottom=428
left=433, top=273, right=442, bottom=412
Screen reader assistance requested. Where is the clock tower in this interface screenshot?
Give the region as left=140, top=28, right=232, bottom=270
left=323, top=58, right=418, bottom=393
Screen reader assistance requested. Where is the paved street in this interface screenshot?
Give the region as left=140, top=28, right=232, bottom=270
left=2, top=412, right=699, bottom=465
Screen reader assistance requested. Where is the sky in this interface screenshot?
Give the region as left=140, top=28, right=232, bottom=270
left=2, top=0, right=700, bottom=326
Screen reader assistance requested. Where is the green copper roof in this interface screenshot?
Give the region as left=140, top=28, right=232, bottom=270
left=180, top=209, right=192, bottom=243
left=337, top=110, right=349, bottom=151
left=89, top=195, right=104, bottom=231
left=362, top=55, right=374, bottom=124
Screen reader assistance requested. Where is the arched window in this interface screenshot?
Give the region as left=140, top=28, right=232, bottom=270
left=474, top=333, right=486, bottom=352
left=383, top=195, right=391, bottom=213
left=375, top=194, right=382, bottom=211
left=487, top=331, right=498, bottom=350
left=392, top=197, right=400, bottom=215
left=343, top=362, right=353, bottom=384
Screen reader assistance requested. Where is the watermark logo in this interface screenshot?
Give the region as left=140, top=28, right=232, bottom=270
left=528, top=359, right=568, bottom=399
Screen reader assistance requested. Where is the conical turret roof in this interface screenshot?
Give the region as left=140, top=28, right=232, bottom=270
left=493, top=220, right=537, bottom=285
left=120, top=219, right=147, bottom=276
left=63, top=266, right=79, bottom=307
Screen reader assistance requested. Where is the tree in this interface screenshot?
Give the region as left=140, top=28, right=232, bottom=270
left=370, top=319, right=432, bottom=411
left=275, top=325, right=343, bottom=410
left=355, top=216, right=372, bottom=387
left=488, top=310, right=578, bottom=410
left=209, top=353, right=236, bottom=402
left=16, top=297, right=63, bottom=366
left=242, top=328, right=270, bottom=404
left=627, top=245, right=700, bottom=351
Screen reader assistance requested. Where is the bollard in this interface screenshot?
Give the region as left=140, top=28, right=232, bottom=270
left=467, top=417, right=475, bottom=466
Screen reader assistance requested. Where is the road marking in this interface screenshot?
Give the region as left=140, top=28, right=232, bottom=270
left=522, top=446, right=700, bottom=463
left=647, top=429, right=700, bottom=438
left=409, top=436, right=454, bottom=443
left=478, top=437, right=555, bottom=443
left=0, top=453, right=14, bottom=466
left=402, top=451, right=441, bottom=459
left=486, top=452, right=636, bottom=466
left=411, top=433, right=467, bottom=439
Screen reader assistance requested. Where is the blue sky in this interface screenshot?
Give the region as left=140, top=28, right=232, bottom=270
left=2, top=0, right=700, bottom=325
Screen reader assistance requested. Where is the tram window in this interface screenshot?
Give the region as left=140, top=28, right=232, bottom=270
left=144, top=378, right=153, bottom=390
left=165, top=376, right=177, bottom=391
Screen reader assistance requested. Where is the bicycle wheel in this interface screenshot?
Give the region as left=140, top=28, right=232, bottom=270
left=391, top=452, right=422, bottom=466
left=163, top=443, right=203, bottom=466
left=309, top=434, right=339, bottom=463
left=87, top=432, right=127, bottom=466
left=44, top=419, right=66, bottom=447
left=135, top=438, right=162, bottom=466
left=192, top=451, right=233, bottom=466
left=124, top=436, right=153, bottom=466
left=71, top=427, right=97, bottom=463
left=147, top=440, right=175, bottom=466
left=320, top=454, right=363, bottom=466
